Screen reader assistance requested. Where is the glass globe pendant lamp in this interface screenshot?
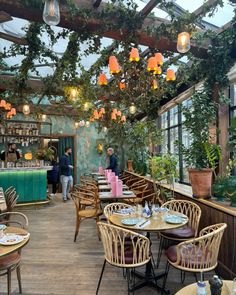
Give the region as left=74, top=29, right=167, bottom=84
left=43, top=0, right=60, bottom=26
left=177, top=32, right=190, bottom=54
left=129, top=103, right=137, bottom=114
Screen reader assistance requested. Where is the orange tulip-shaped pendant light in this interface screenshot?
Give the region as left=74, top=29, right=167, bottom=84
left=93, top=109, right=99, bottom=119
left=100, top=107, right=105, bottom=114
left=154, top=65, right=162, bottom=75
left=98, top=73, right=108, bottom=86
left=121, top=115, right=126, bottom=122
left=129, top=48, right=140, bottom=62
left=5, top=103, right=11, bottom=110
left=119, top=81, right=126, bottom=90
left=111, top=112, right=117, bottom=120
left=147, top=57, right=158, bottom=72
left=151, top=79, right=158, bottom=90
left=109, top=56, right=121, bottom=75
left=112, top=108, right=118, bottom=115
left=117, top=110, right=121, bottom=116
left=166, top=69, right=176, bottom=81
left=155, top=53, right=163, bottom=66
left=177, top=32, right=190, bottom=54
left=0, top=100, right=6, bottom=108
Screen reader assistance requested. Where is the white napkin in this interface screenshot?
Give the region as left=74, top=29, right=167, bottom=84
left=135, top=220, right=151, bottom=229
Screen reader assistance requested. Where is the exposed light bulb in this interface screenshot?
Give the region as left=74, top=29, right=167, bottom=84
left=103, top=127, right=108, bottom=133
left=129, top=103, right=137, bottom=114
left=41, top=114, right=47, bottom=122
left=79, top=120, right=85, bottom=127
left=74, top=122, right=79, bottom=129
left=84, top=102, right=89, bottom=111
left=70, top=88, right=78, bottom=101
left=43, top=0, right=60, bottom=26
left=85, top=121, right=90, bottom=128
left=177, top=32, right=191, bottom=54
left=22, top=104, right=30, bottom=115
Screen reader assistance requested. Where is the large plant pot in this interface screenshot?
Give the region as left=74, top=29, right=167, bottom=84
left=225, top=176, right=236, bottom=207
left=188, top=168, right=212, bottom=199
left=212, top=182, right=225, bottom=201
left=127, top=160, right=133, bottom=172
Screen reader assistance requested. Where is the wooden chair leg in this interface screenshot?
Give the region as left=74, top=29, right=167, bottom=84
left=181, top=270, right=186, bottom=284
left=7, top=268, right=11, bottom=295
left=96, top=259, right=106, bottom=295
left=74, top=217, right=81, bottom=242
left=17, top=265, right=22, bottom=294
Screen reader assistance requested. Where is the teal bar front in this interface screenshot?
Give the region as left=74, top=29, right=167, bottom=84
left=0, top=168, right=48, bottom=203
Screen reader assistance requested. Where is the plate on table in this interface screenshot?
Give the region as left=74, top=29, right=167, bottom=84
left=121, top=218, right=140, bottom=226
left=123, top=191, right=133, bottom=195
left=0, top=234, right=24, bottom=245
left=164, top=215, right=185, bottom=224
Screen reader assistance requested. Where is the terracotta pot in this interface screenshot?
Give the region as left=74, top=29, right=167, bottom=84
left=127, top=160, right=133, bottom=172
left=188, top=168, right=212, bottom=199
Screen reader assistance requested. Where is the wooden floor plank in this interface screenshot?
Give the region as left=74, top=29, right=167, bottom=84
left=0, top=194, right=214, bottom=294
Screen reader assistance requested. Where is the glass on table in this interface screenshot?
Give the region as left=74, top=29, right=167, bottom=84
left=151, top=204, right=159, bottom=219
left=135, top=204, right=143, bottom=217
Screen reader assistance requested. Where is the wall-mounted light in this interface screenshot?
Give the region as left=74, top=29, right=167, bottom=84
left=41, top=114, right=47, bottom=122
left=74, top=122, right=79, bottom=129
left=43, top=0, right=60, bottom=26
left=22, top=104, right=30, bottom=115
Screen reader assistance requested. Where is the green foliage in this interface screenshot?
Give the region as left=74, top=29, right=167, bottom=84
left=35, top=147, right=54, bottom=161
left=181, top=89, right=217, bottom=169
left=149, top=153, right=178, bottom=182
left=203, top=142, right=222, bottom=177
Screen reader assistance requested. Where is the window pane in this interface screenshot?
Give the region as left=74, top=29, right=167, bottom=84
left=161, top=112, right=168, bottom=129
left=161, top=130, right=168, bottom=153
left=231, top=84, right=236, bottom=106
left=181, top=99, right=192, bottom=122
left=169, top=106, right=178, bottom=127
left=170, top=127, right=179, bottom=154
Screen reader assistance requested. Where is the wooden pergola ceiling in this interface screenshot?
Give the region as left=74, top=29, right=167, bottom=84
left=0, top=0, right=209, bottom=58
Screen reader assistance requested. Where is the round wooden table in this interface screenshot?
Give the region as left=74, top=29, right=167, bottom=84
left=109, top=210, right=188, bottom=231
left=109, top=211, right=188, bottom=293
left=175, top=280, right=233, bottom=295
left=0, top=226, right=30, bottom=257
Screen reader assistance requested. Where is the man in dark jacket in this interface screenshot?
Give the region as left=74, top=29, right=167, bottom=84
left=59, top=147, right=73, bottom=202
left=107, top=147, right=119, bottom=176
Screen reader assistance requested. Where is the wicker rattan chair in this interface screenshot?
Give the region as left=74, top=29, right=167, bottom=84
left=96, top=222, right=155, bottom=295
left=71, top=191, right=102, bottom=242
left=156, top=199, right=201, bottom=267
left=4, top=187, right=19, bottom=213
left=0, top=212, right=29, bottom=295
left=162, top=223, right=227, bottom=291
left=103, top=203, right=133, bottom=222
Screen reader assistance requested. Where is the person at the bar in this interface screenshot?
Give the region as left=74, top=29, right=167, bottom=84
left=107, top=147, right=119, bottom=175
left=0, top=143, right=21, bottom=162
left=59, top=147, right=73, bottom=202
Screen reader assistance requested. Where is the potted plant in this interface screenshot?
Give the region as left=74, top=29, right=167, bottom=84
left=35, top=147, right=55, bottom=166
left=149, top=153, right=178, bottom=199
left=181, top=89, right=217, bottom=198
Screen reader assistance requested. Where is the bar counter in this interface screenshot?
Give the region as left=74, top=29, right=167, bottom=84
left=124, top=170, right=236, bottom=279
left=0, top=166, right=52, bottom=203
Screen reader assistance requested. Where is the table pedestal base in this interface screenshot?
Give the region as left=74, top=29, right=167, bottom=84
left=130, top=262, right=170, bottom=294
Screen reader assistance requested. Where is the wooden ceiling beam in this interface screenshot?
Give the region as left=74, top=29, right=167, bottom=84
left=0, top=10, right=12, bottom=23
left=191, top=0, right=219, bottom=17
left=140, top=0, right=161, bottom=17
left=0, top=32, right=27, bottom=45
left=0, top=0, right=208, bottom=58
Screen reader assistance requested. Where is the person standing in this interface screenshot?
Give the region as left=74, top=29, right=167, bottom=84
left=47, top=160, right=59, bottom=197
left=107, top=147, right=119, bottom=176
left=59, top=147, right=73, bottom=202
left=0, top=143, right=21, bottom=162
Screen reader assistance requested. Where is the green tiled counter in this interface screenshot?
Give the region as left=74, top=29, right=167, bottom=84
left=0, top=167, right=52, bottom=203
